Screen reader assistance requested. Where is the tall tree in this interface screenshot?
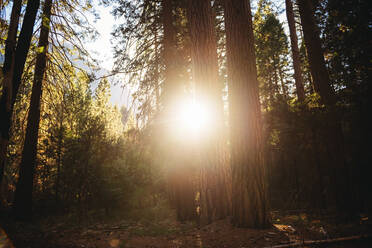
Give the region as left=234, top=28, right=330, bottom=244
left=297, top=0, right=335, bottom=105
left=13, top=0, right=53, bottom=219
left=285, top=0, right=305, bottom=102
left=298, top=0, right=350, bottom=211
left=224, top=0, right=269, bottom=227
left=323, top=0, right=371, bottom=211
left=254, top=3, right=291, bottom=107
left=161, top=0, right=196, bottom=221
left=0, top=0, right=40, bottom=186
left=0, top=0, right=22, bottom=187
left=187, top=0, right=229, bottom=224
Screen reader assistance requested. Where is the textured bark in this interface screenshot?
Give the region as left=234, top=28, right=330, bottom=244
left=13, top=0, right=52, bottom=219
left=153, top=29, right=160, bottom=111
left=0, top=0, right=22, bottom=189
left=187, top=0, right=230, bottom=224
left=224, top=0, right=270, bottom=228
left=285, top=0, right=305, bottom=102
left=162, top=0, right=181, bottom=106
left=161, top=0, right=196, bottom=221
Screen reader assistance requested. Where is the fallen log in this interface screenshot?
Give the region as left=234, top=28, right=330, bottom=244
left=264, top=234, right=371, bottom=248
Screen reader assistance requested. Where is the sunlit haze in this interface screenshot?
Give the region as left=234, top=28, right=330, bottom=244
left=1, top=0, right=369, bottom=246
left=177, top=100, right=210, bottom=134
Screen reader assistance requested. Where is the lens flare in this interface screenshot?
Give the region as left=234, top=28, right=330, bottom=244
left=178, top=101, right=209, bottom=132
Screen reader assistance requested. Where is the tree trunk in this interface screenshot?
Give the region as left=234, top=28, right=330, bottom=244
left=162, top=0, right=181, bottom=105
left=278, top=64, right=289, bottom=100
left=153, top=28, right=160, bottom=112
left=187, top=0, right=229, bottom=224
left=161, top=0, right=196, bottom=221
left=55, top=109, right=63, bottom=206
left=224, top=0, right=270, bottom=228
left=0, top=0, right=40, bottom=191
left=10, top=0, right=41, bottom=105
left=13, top=0, right=52, bottom=220
left=297, top=0, right=335, bottom=105
left=298, top=0, right=351, bottom=212
left=0, top=0, right=22, bottom=190
left=285, top=0, right=305, bottom=102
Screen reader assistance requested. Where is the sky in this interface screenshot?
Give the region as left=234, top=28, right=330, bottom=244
left=85, top=0, right=288, bottom=109
left=2, top=0, right=288, bottom=109
left=86, top=2, right=133, bottom=108
left=86, top=3, right=115, bottom=71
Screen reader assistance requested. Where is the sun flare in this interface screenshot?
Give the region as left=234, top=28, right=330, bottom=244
left=177, top=100, right=210, bottom=134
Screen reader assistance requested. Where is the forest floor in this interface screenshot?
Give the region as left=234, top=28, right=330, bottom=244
left=0, top=209, right=371, bottom=248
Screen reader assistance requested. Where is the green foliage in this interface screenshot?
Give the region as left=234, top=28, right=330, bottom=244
left=254, top=0, right=291, bottom=109
left=1, top=0, right=370, bottom=223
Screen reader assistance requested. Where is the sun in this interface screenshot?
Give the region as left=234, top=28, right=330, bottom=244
left=180, top=102, right=209, bottom=131
left=177, top=100, right=210, bottom=134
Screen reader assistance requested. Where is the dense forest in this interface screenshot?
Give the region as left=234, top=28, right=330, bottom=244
left=0, top=0, right=371, bottom=247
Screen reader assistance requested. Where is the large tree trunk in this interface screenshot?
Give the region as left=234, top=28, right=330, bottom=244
left=298, top=0, right=351, bottom=212
left=285, top=0, right=305, bottom=102
left=187, top=0, right=229, bottom=224
left=13, top=0, right=52, bottom=220
left=224, top=0, right=270, bottom=228
left=162, top=0, right=181, bottom=105
left=0, top=0, right=22, bottom=190
left=161, top=0, right=196, bottom=221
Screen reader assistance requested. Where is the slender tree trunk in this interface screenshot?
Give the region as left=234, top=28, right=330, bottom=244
left=273, top=60, right=280, bottom=96
left=286, top=0, right=305, bottom=102
left=224, top=0, right=270, bottom=228
left=279, top=67, right=288, bottom=100
left=297, top=0, right=335, bottom=105
left=11, top=0, right=41, bottom=105
left=298, top=0, right=351, bottom=212
left=13, top=0, right=52, bottom=220
left=187, top=0, right=229, bottom=224
left=0, top=0, right=22, bottom=189
left=55, top=109, right=63, bottom=206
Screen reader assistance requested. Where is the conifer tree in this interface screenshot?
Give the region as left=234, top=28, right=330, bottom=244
left=224, top=0, right=269, bottom=228
left=13, top=0, right=53, bottom=219
left=187, top=0, right=229, bottom=223
left=285, top=0, right=305, bottom=102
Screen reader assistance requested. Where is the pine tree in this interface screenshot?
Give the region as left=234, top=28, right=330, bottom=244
left=224, top=0, right=269, bottom=228
left=13, top=0, right=53, bottom=219
left=254, top=1, right=290, bottom=108
left=161, top=0, right=196, bottom=221
left=186, top=0, right=229, bottom=223
left=0, top=0, right=41, bottom=187
left=298, top=0, right=351, bottom=211
left=0, top=0, right=22, bottom=187
left=285, top=0, right=305, bottom=102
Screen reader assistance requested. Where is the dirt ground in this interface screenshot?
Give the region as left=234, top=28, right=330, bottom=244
left=0, top=211, right=371, bottom=248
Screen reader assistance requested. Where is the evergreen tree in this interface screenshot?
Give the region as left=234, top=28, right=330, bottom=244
left=13, top=0, right=53, bottom=219
left=254, top=1, right=291, bottom=108
left=224, top=0, right=270, bottom=228
left=186, top=0, right=229, bottom=224
left=0, top=0, right=22, bottom=187
left=298, top=0, right=351, bottom=211
left=285, top=0, right=305, bottom=102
